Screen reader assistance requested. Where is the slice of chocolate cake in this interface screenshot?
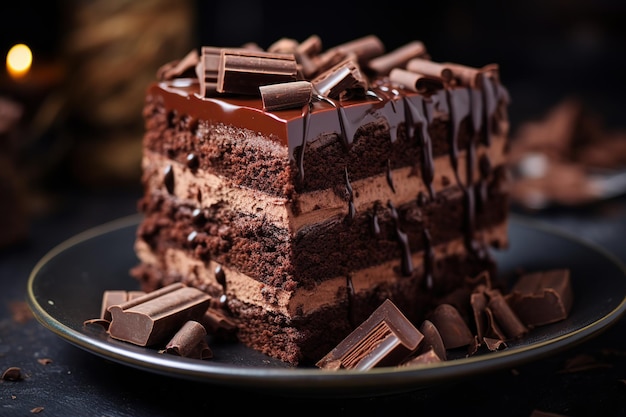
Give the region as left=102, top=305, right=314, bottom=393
left=131, top=34, right=511, bottom=365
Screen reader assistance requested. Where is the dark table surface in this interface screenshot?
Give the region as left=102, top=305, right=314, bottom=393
left=1, top=186, right=626, bottom=417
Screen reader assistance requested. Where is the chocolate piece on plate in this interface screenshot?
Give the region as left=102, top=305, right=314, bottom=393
left=427, top=303, right=474, bottom=349
left=108, top=283, right=211, bottom=347
left=316, top=299, right=423, bottom=370
left=164, top=320, right=213, bottom=360
left=505, top=269, right=573, bottom=327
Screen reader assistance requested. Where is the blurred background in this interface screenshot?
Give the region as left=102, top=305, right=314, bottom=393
left=0, top=0, right=625, bottom=248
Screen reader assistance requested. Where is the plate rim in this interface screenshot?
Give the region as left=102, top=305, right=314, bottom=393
left=26, top=214, right=626, bottom=396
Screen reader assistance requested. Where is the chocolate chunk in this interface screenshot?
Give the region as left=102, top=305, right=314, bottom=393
left=506, top=269, right=573, bottom=327
left=427, top=304, right=474, bottom=349
left=312, top=58, right=368, bottom=100
left=418, top=319, right=447, bottom=361
left=164, top=320, right=212, bottom=360
left=316, top=299, right=423, bottom=370
left=260, top=80, right=312, bottom=111
left=108, top=283, right=211, bottom=347
left=401, top=347, right=443, bottom=367
left=217, top=49, right=298, bottom=95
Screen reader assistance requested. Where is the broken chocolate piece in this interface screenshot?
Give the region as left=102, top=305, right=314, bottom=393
left=506, top=269, right=573, bottom=327
left=260, top=80, right=312, bottom=111
left=401, top=347, right=443, bottom=367
left=217, top=49, right=298, bottom=95
left=418, top=319, right=447, bottom=361
left=316, top=299, right=423, bottom=370
left=368, top=40, right=427, bottom=75
left=312, top=58, right=368, bottom=100
left=108, top=283, right=211, bottom=347
left=165, top=320, right=213, bottom=360
left=487, top=290, right=528, bottom=339
left=427, top=304, right=474, bottom=349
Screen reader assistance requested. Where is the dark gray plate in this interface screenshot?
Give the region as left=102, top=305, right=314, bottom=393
left=27, top=214, right=626, bottom=397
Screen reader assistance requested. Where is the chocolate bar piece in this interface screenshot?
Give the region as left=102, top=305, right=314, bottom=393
left=108, top=283, right=211, bottom=347
left=217, top=49, right=298, bottom=95
left=316, top=299, right=423, bottom=370
left=100, top=290, right=146, bottom=321
left=505, top=269, right=573, bottom=327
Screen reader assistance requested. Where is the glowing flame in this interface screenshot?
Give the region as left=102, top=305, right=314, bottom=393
left=6, top=44, right=33, bottom=79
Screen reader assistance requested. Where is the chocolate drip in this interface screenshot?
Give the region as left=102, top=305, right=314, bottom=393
left=476, top=153, right=491, bottom=211
left=346, top=275, right=356, bottom=328
left=296, top=102, right=313, bottom=184
left=419, top=100, right=435, bottom=199
left=386, top=159, right=396, bottom=193
left=480, top=73, right=497, bottom=146
left=163, top=164, right=175, bottom=195
left=387, top=200, right=413, bottom=276
left=422, top=229, right=434, bottom=290
left=445, top=89, right=461, bottom=185
left=344, top=166, right=356, bottom=223
left=314, top=94, right=351, bottom=149
left=186, top=153, right=199, bottom=171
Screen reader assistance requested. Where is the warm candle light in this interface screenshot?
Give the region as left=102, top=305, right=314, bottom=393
left=6, top=44, right=33, bottom=79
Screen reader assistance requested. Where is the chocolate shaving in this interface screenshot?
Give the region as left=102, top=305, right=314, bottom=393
left=217, top=49, right=298, bottom=95
left=368, top=40, right=427, bottom=76
left=107, top=283, right=211, bottom=347
left=260, top=80, right=312, bottom=111
left=316, top=299, right=423, bottom=370
left=389, top=68, right=443, bottom=94
left=164, top=320, right=212, bottom=359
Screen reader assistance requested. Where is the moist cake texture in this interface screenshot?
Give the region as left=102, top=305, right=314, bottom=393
left=131, top=34, right=511, bottom=365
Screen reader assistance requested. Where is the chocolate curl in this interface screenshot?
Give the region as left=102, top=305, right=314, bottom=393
left=406, top=58, right=454, bottom=86
left=316, top=299, right=423, bottom=370
left=442, top=62, right=500, bottom=88
left=267, top=38, right=299, bottom=54
left=296, top=35, right=323, bottom=78
left=165, top=320, right=213, bottom=359
left=108, top=283, right=211, bottom=347
left=156, top=49, right=199, bottom=81
left=419, top=319, right=447, bottom=361
left=368, top=40, right=427, bottom=76
left=217, top=49, right=298, bottom=95
left=325, top=34, right=385, bottom=66
left=470, top=290, right=489, bottom=341
left=487, top=291, right=528, bottom=339
left=312, top=58, right=368, bottom=100
left=389, top=68, right=443, bottom=94
left=260, top=80, right=312, bottom=111
left=199, top=46, right=221, bottom=97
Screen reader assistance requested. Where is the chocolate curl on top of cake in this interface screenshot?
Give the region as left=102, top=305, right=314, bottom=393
left=157, top=48, right=199, bottom=81
left=367, top=40, right=428, bottom=76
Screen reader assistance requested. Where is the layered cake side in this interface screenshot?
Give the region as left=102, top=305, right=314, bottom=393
left=131, top=35, right=511, bottom=365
